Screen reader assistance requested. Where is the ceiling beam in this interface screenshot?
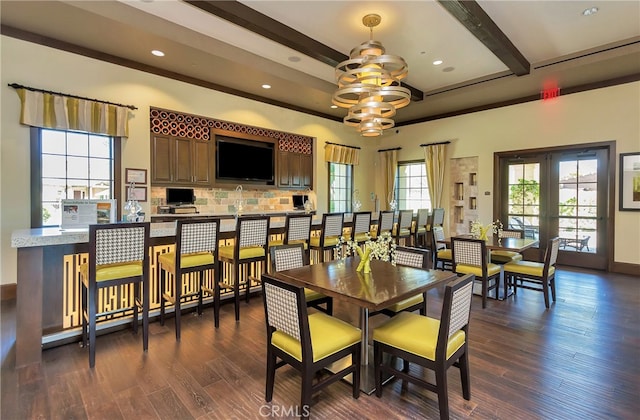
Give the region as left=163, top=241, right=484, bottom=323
left=185, top=0, right=424, bottom=101
left=437, top=0, right=530, bottom=76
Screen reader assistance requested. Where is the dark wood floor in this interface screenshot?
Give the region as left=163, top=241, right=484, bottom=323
left=2, top=266, right=639, bottom=419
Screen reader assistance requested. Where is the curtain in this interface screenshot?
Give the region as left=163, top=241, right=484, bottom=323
left=15, top=88, right=130, bottom=137
left=379, top=149, right=398, bottom=210
left=324, top=143, right=359, bottom=165
left=424, top=143, right=447, bottom=208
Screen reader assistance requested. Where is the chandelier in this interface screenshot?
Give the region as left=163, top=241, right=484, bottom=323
left=333, top=14, right=410, bottom=137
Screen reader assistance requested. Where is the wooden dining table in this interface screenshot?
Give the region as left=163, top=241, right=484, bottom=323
left=262, top=257, right=457, bottom=393
left=440, top=235, right=539, bottom=252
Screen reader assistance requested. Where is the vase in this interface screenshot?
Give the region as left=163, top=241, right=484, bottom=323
left=479, top=226, right=490, bottom=241
left=356, top=248, right=372, bottom=273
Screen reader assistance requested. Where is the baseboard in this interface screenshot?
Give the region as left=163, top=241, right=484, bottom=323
left=1, top=283, right=17, bottom=301
left=611, top=262, right=640, bottom=276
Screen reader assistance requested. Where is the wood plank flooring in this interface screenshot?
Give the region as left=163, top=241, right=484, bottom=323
left=2, top=266, right=639, bottom=419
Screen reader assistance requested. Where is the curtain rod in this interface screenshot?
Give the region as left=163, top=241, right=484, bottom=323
left=420, top=140, right=451, bottom=147
left=378, top=147, right=402, bottom=152
left=325, top=141, right=361, bottom=150
left=8, top=83, right=138, bottom=110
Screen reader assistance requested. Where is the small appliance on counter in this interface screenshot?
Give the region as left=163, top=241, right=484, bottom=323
left=165, top=187, right=198, bottom=214
left=292, top=194, right=308, bottom=210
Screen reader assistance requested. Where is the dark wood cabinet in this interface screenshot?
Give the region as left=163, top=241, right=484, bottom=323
left=277, top=151, right=312, bottom=189
left=151, top=135, right=213, bottom=187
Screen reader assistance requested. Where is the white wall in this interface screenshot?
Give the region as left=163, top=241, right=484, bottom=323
left=1, top=35, right=638, bottom=285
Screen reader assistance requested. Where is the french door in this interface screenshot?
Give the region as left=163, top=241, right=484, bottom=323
left=495, top=142, right=614, bottom=270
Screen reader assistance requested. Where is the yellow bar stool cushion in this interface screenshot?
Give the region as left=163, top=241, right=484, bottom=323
left=373, top=311, right=465, bottom=361
left=385, top=294, right=424, bottom=313
left=455, top=262, right=502, bottom=277
left=219, top=245, right=266, bottom=260
left=437, top=249, right=452, bottom=260
left=309, top=235, right=340, bottom=247
left=288, top=239, right=308, bottom=249
left=392, top=227, right=411, bottom=237
left=269, top=238, right=284, bottom=247
left=491, top=250, right=523, bottom=264
left=271, top=312, right=361, bottom=362
left=504, top=260, right=555, bottom=277
left=80, top=261, right=143, bottom=282
left=158, top=251, right=214, bottom=273
left=354, top=232, right=370, bottom=243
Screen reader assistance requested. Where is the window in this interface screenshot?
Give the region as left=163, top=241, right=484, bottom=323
left=328, top=162, right=353, bottom=212
left=506, top=162, right=540, bottom=239
left=33, top=128, right=117, bottom=227
left=396, top=161, right=431, bottom=211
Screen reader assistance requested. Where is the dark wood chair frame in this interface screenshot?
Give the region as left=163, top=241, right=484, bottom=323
left=81, top=222, right=150, bottom=368
left=373, top=274, right=474, bottom=420
left=159, top=218, right=221, bottom=336
left=262, top=275, right=361, bottom=419
left=431, top=225, right=452, bottom=271
left=451, top=237, right=500, bottom=309
left=309, top=212, right=344, bottom=263
left=217, top=215, right=270, bottom=322
left=283, top=213, right=313, bottom=262
left=269, top=243, right=333, bottom=315
left=413, top=208, right=430, bottom=248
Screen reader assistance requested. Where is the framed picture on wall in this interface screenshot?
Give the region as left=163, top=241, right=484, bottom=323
left=619, top=152, right=640, bottom=211
left=127, top=186, right=147, bottom=202
left=125, top=168, right=147, bottom=184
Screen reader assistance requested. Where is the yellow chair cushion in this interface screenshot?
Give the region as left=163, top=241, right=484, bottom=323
left=504, top=260, right=555, bottom=277
left=271, top=312, right=361, bottom=362
left=79, top=261, right=143, bottom=282
left=354, top=232, right=370, bottom=243
left=158, top=251, right=214, bottom=273
left=455, top=263, right=502, bottom=277
left=369, top=229, right=378, bottom=239
left=305, top=288, right=327, bottom=302
left=373, top=311, right=465, bottom=361
left=437, top=249, right=452, bottom=260
left=269, top=238, right=284, bottom=247
left=219, top=245, right=265, bottom=260
left=384, top=293, right=423, bottom=313
left=392, top=227, right=411, bottom=237
left=309, top=235, right=340, bottom=248
left=416, top=227, right=426, bottom=234
left=491, top=251, right=523, bottom=264
left=288, top=239, right=308, bottom=250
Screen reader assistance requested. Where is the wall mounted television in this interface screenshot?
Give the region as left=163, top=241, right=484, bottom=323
left=166, top=188, right=195, bottom=205
left=215, top=136, right=275, bottom=184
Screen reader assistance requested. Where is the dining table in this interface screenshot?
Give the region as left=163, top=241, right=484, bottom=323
left=262, top=257, right=457, bottom=393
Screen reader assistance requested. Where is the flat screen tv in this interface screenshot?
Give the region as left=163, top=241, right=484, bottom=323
left=166, top=188, right=195, bottom=205
left=216, top=136, right=275, bottom=183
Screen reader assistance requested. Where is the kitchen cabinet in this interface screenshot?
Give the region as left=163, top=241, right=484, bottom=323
left=151, top=135, right=212, bottom=186
left=278, top=151, right=312, bottom=189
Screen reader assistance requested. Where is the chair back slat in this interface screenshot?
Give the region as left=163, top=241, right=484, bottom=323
left=264, top=282, right=301, bottom=341
left=323, top=213, right=344, bottom=237
left=394, top=247, right=428, bottom=268
left=378, top=211, right=395, bottom=232
left=452, top=238, right=483, bottom=267
left=95, top=225, right=146, bottom=265
left=353, top=212, right=372, bottom=235
left=180, top=220, right=218, bottom=254
left=272, top=244, right=305, bottom=272
left=238, top=217, right=269, bottom=247
left=398, top=210, right=413, bottom=229
left=448, top=280, right=473, bottom=338
left=547, top=237, right=560, bottom=267
left=286, top=215, right=312, bottom=243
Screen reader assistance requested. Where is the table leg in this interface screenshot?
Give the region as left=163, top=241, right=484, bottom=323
left=359, top=307, right=369, bottom=365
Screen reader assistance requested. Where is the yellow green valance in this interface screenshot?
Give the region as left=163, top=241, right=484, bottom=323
left=324, top=143, right=360, bottom=165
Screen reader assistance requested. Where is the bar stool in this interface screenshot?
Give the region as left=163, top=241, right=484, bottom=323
left=371, top=210, right=395, bottom=239
left=158, top=218, right=221, bottom=336
left=351, top=211, right=372, bottom=245
left=217, top=215, right=270, bottom=322
left=413, top=208, right=429, bottom=247
left=394, top=210, right=414, bottom=246
left=309, top=213, right=344, bottom=263
left=79, top=222, right=150, bottom=368
left=284, top=213, right=313, bottom=259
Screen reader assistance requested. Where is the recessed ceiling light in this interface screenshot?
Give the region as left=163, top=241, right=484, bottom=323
left=288, top=56, right=301, bottom=62
left=330, top=105, right=338, bottom=109
left=443, top=66, right=455, bottom=73
left=151, top=50, right=165, bottom=57
left=433, top=60, right=443, bottom=66
left=262, top=84, right=271, bottom=89
left=582, top=7, right=598, bottom=16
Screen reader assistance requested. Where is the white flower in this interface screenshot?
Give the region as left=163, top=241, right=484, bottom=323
left=335, top=231, right=396, bottom=265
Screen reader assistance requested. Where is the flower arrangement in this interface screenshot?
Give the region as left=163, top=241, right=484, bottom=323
left=470, top=219, right=503, bottom=240
left=334, top=231, right=396, bottom=273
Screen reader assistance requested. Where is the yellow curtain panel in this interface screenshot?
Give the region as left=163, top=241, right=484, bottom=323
left=379, top=150, right=398, bottom=210
left=423, top=143, right=447, bottom=208
left=324, top=143, right=360, bottom=165
left=15, top=88, right=130, bottom=137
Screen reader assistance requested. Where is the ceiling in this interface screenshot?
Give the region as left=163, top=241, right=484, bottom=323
left=2, top=0, right=639, bottom=127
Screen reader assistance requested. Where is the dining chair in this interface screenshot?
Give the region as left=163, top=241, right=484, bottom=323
left=373, top=274, right=474, bottom=420
left=158, top=218, right=220, bottom=336
left=373, top=246, right=431, bottom=317
left=432, top=226, right=452, bottom=270
left=262, top=275, right=361, bottom=419
left=490, top=228, right=525, bottom=264
left=413, top=208, right=430, bottom=248
left=503, top=237, right=560, bottom=309
left=394, top=209, right=414, bottom=246
left=351, top=211, right=372, bottom=245
left=451, top=237, right=501, bottom=309
left=217, top=215, right=270, bottom=322
left=309, top=212, right=344, bottom=263
left=371, top=210, right=394, bottom=239
left=270, top=243, right=333, bottom=315
left=79, top=222, right=150, bottom=368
